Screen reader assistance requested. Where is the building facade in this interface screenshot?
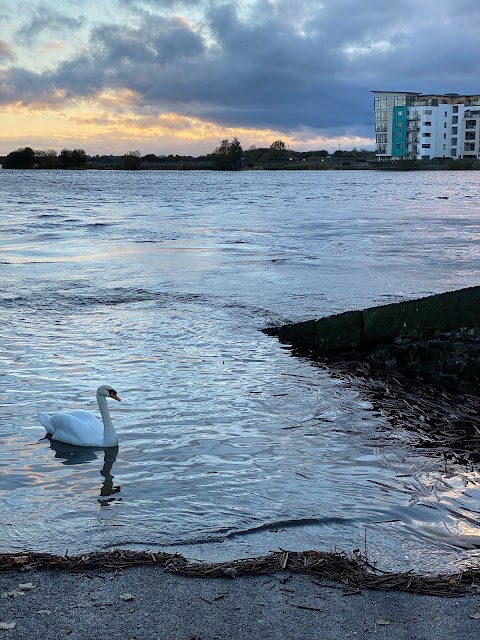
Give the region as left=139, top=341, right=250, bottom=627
left=372, top=91, right=480, bottom=160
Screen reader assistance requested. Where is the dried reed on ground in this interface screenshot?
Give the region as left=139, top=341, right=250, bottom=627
left=0, top=549, right=478, bottom=596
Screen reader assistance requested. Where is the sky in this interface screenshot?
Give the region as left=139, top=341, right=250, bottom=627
left=1, top=0, right=480, bottom=156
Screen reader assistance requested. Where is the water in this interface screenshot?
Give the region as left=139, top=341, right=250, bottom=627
left=1, top=169, right=480, bottom=572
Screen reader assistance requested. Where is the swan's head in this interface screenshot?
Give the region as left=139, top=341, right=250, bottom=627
left=97, top=385, right=121, bottom=401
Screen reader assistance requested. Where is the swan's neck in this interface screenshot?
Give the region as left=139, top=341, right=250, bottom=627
left=96, top=393, right=118, bottom=446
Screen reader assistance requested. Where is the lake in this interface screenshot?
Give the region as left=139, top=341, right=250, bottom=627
left=1, top=168, right=480, bottom=572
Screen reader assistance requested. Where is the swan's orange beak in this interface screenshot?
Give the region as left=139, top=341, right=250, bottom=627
left=109, top=391, right=121, bottom=401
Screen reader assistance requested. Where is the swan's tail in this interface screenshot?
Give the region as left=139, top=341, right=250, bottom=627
left=37, top=410, right=54, bottom=435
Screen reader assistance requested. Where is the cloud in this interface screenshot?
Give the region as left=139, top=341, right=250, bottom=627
left=2, top=0, right=480, bottom=148
left=0, top=65, right=68, bottom=107
left=15, top=3, right=84, bottom=42
left=0, top=40, right=15, bottom=62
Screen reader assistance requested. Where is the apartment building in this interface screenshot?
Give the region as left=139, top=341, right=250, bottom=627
left=372, top=91, right=480, bottom=160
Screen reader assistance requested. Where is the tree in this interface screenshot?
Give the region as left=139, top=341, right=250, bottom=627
left=59, top=148, right=87, bottom=167
left=34, top=149, right=60, bottom=169
left=212, top=138, right=244, bottom=170
left=142, top=154, right=159, bottom=163
left=257, top=139, right=290, bottom=163
left=2, top=147, right=35, bottom=169
left=270, top=140, right=286, bottom=151
left=212, top=140, right=230, bottom=169
left=122, top=150, right=141, bottom=170
left=228, top=137, right=243, bottom=169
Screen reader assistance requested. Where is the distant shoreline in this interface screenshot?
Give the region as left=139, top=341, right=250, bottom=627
left=1, top=161, right=479, bottom=171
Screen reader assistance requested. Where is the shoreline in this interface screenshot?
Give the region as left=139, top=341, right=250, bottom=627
left=1, top=549, right=479, bottom=597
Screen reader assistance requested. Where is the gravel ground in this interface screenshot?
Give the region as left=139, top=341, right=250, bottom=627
left=1, top=567, right=480, bottom=639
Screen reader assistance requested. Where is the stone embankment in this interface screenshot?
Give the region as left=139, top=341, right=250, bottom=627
left=265, top=286, right=480, bottom=393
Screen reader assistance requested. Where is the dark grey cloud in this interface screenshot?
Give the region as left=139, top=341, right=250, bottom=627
left=16, top=3, right=84, bottom=42
left=3, top=0, right=480, bottom=140
left=0, top=66, right=59, bottom=104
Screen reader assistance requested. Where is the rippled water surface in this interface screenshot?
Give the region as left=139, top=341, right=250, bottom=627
left=1, top=169, right=480, bottom=572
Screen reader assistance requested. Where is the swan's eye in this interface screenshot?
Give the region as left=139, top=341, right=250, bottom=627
left=108, top=388, right=117, bottom=395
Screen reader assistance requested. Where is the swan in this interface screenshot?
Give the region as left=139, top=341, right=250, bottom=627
left=37, top=385, right=121, bottom=447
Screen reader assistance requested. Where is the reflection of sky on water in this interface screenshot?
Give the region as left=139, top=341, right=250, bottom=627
left=48, top=440, right=121, bottom=500
left=1, top=170, right=480, bottom=572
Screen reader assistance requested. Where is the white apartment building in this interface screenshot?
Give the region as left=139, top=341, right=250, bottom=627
left=372, top=91, right=480, bottom=160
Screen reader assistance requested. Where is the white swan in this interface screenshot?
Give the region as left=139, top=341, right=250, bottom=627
left=37, top=385, right=121, bottom=447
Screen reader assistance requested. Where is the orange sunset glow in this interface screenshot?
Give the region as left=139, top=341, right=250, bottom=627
left=1, top=0, right=476, bottom=157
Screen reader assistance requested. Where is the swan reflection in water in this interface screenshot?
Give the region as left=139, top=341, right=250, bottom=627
left=48, top=439, right=121, bottom=503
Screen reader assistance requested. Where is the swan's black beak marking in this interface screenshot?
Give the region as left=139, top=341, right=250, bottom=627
left=108, top=389, right=121, bottom=401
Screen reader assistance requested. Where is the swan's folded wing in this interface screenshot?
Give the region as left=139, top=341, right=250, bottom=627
left=68, top=410, right=103, bottom=427
left=50, top=412, right=103, bottom=447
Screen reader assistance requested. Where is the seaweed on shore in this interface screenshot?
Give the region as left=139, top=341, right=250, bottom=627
left=0, top=549, right=478, bottom=597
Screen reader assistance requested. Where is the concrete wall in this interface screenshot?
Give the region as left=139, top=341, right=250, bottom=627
left=266, top=286, right=480, bottom=354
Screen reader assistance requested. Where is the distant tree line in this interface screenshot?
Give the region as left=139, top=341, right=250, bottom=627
left=1, top=147, right=88, bottom=169
left=4, top=141, right=477, bottom=171
left=0, top=141, right=379, bottom=171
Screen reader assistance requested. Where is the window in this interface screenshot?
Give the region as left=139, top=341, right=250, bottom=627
left=395, top=144, right=401, bottom=149
left=443, top=133, right=446, bottom=139
left=466, top=120, right=477, bottom=129
left=375, top=122, right=387, bottom=132
left=375, top=110, right=388, bottom=122
left=451, top=138, right=457, bottom=145
left=452, top=116, right=458, bottom=124
left=374, top=96, right=389, bottom=109
left=376, top=133, right=387, bottom=143
left=465, top=142, right=475, bottom=151
left=397, top=122, right=403, bottom=128
left=397, top=110, right=403, bottom=116
left=465, top=131, right=476, bottom=140
left=423, top=132, right=431, bottom=137
left=451, top=148, right=457, bottom=155
left=453, top=106, right=459, bottom=113
left=452, top=127, right=458, bottom=134
left=444, top=123, right=447, bottom=128
left=394, top=96, right=406, bottom=106
left=443, top=144, right=446, bottom=150
left=445, top=111, right=448, bottom=117
left=423, top=121, right=432, bottom=126
left=396, top=132, right=403, bottom=139
left=424, top=109, right=432, bottom=115
left=422, top=144, right=431, bottom=148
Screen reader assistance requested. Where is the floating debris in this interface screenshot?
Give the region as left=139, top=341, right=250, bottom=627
left=326, top=358, right=480, bottom=465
